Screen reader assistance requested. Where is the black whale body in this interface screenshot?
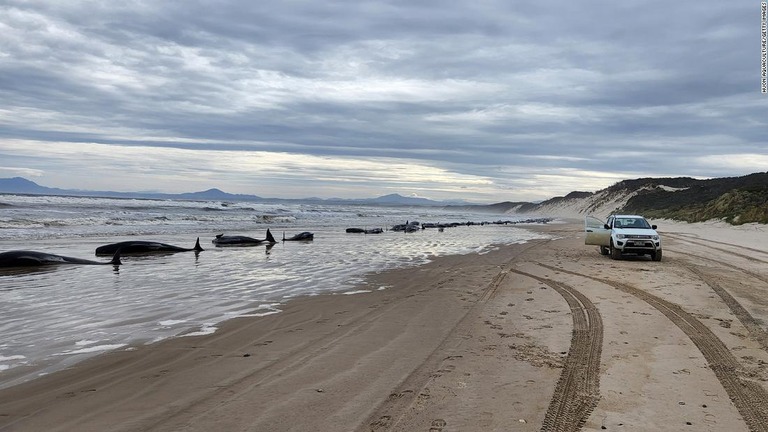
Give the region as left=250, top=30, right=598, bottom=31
left=212, top=229, right=277, bottom=246
left=282, top=231, right=314, bottom=241
left=0, top=250, right=122, bottom=268
left=345, top=228, right=383, bottom=234
left=95, top=238, right=203, bottom=256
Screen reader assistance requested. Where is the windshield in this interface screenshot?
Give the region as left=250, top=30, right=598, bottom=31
left=614, top=218, right=651, bottom=229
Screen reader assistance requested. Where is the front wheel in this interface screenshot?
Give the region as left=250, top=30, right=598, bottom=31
left=610, top=242, right=622, bottom=260
left=652, top=250, right=663, bottom=262
left=599, top=246, right=609, bottom=255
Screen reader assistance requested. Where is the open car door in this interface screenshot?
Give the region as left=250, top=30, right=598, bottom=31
left=585, top=215, right=610, bottom=247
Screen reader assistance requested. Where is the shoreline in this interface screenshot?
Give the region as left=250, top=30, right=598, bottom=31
left=2, top=221, right=768, bottom=431
left=0, top=219, right=551, bottom=392
left=0, top=232, right=550, bottom=432
left=0, top=222, right=551, bottom=392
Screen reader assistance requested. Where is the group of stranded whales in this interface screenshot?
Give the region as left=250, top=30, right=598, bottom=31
left=345, top=217, right=553, bottom=234
left=0, top=218, right=552, bottom=269
left=0, top=228, right=309, bottom=269
left=211, top=229, right=314, bottom=246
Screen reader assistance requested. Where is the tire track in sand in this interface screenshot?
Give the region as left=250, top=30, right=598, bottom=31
left=510, top=269, right=603, bottom=432
left=666, top=233, right=768, bottom=265
left=366, top=263, right=516, bottom=431
left=364, top=241, right=549, bottom=432
left=681, top=263, right=768, bottom=352
left=538, top=264, right=768, bottom=432
left=669, top=244, right=768, bottom=353
left=667, top=247, right=768, bottom=286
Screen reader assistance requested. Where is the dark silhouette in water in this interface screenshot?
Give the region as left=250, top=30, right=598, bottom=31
left=212, top=229, right=277, bottom=246
left=95, top=238, right=203, bottom=256
left=282, top=231, right=314, bottom=241
left=345, top=228, right=383, bottom=234
left=0, top=249, right=122, bottom=268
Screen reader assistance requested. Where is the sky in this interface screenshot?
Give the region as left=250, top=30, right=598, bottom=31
left=0, top=1, right=766, bottom=203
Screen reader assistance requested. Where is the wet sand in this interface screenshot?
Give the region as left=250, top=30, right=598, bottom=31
left=2, top=221, right=768, bottom=431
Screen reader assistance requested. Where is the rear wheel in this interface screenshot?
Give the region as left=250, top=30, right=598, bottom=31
left=610, top=242, right=622, bottom=260
left=599, top=246, right=609, bottom=255
left=652, top=250, right=662, bottom=262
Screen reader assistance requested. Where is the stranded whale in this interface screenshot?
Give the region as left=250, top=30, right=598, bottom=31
left=212, top=229, right=277, bottom=246
left=95, top=238, right=203, bottom=256
left=0, top=250, right=122, bottom=268
left=282, top=231, right=314, bottom=241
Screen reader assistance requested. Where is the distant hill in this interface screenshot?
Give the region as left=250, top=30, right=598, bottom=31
left=0, top=177, right=63, bottom=194
left=175, top=188, right=264, bottom=201
left=0, top=177, right=467, bottom=207
left=508, top=172, right=768, bottom=225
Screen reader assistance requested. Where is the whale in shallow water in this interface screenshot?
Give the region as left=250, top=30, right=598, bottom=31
left=282, top=231, right=314, bottom=241
left=212, top=229, right=277, bottom=246
left=95, top=238, right=203, bottom=256
left=345, top=228, right=383, bottom=234
left=0, top=250, right=122, bottom=268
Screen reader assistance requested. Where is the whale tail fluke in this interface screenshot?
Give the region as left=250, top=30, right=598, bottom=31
left=193, top=237, right=204, bottom=252
left=110, top=249, right=122, bottom=266
left=266, top=229, right=277, bottom=244
left=282, top=231, right=286, bottom=242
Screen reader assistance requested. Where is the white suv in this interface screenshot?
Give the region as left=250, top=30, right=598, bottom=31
left=585, top=214, right=662, bottom=261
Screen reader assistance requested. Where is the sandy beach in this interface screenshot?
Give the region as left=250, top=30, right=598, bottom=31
left=2, top=220, right=768, bottom=431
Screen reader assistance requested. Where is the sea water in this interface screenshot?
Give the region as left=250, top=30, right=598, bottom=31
left=0, top=194, right=550, bottom=388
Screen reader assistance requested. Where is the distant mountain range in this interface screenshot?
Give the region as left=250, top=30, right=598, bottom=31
left=0, top=177, right=469, bottom=207
left=3, top=173, right=767, bottom=224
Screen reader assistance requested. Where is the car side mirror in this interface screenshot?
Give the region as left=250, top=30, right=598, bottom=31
left=604, top=224, right=610, bottom=229
left=652, top=225, right=657, bottom=229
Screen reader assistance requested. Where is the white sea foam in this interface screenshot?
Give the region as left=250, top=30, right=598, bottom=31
left=341, top=290, right=372, bottom=295
left=55, top=344, right=128, bottom=356
left=158, top=320, right=187, bottom=327
left=0, top=355, right=26, bottom=361
left=237, top=310, right=281, bottom=318
left=235, top=303, right=283, bottom=318
left=181, top=324, right=218, bottom=337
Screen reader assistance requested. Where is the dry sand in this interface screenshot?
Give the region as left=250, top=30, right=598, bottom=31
left=2, top=220, right=768, bottom=432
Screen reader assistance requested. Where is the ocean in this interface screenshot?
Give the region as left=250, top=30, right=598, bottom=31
left=0, top=193, right=550, bottom=388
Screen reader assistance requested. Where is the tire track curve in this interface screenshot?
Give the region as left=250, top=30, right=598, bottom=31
left=666, top=234, right=768, bottom=265
left=667, top=246, right=768, bottom=286
left=682, top=263, right=768, bottom=352
left=365, top=261, right=519, bottom=431
left=511, top=269, right=603, bottom=432
left=538, top=264, right=768, bottom=432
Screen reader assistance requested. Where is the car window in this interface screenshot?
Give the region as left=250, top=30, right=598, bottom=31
left=616, top=218, right=650, bottom=229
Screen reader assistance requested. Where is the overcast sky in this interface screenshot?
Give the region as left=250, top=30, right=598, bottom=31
left=1, top=1, right=766, bottom=203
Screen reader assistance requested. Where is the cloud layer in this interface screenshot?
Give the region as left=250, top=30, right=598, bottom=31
left=1, top=1, right=765, bottom=202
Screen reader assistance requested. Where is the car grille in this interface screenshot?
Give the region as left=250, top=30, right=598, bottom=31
left=625, top=235, right=652, bottom=239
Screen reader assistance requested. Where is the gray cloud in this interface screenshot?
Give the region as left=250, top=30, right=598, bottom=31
left=0, top=0, right=766, bottom=202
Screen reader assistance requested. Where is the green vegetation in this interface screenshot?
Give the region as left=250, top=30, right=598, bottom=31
left=620, top=173, right=768, bottom=225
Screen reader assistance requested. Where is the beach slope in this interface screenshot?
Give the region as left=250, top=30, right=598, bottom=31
left=1, top=221, right=768, bottom=431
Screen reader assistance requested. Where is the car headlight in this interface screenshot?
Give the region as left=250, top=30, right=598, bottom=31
left=616, top=234, right=626, bottom=239
left=652, top=235, right=659, bottom=240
